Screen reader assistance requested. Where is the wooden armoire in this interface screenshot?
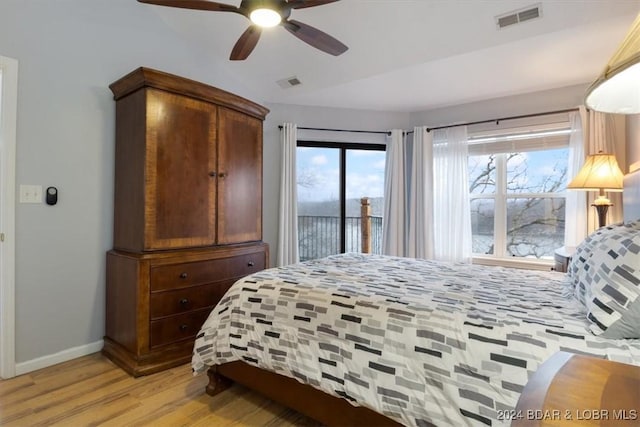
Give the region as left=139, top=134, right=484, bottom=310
left=103, top=67, right=270, bottom=377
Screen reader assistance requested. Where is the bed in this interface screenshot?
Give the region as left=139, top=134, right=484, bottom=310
left=192, top=170, right=640, bottom=427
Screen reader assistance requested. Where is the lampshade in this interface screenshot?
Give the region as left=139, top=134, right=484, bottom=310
left=585, top=13, right=640, bottom=113
left=567, top=153, right=624, bottom=192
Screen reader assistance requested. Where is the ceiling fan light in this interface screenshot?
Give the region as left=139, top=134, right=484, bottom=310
left=585, top=61, right=640, bottom=114
left=585, top=12, right=640, bottom=113
left=250, top=8, right=281, bottom=28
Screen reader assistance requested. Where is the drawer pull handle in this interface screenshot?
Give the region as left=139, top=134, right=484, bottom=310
left=179, top=324, right=188, bottom=331
left=179, top=272, right=188, bottom=279
left=248, top=261, right=255, bottom=267
left=180, top=298, right=189, bottom=305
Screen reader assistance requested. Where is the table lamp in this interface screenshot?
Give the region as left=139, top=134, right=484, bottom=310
left=567, top=152, right=624, bottom=228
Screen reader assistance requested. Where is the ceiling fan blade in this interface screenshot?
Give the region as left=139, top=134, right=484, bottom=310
left=283, top=19, right=347, bottom=56
left=137, top=0, right=240, bottom=14
left=230, top=26, right=262, bottom=60
left=287, top=0, right=340, bottom=9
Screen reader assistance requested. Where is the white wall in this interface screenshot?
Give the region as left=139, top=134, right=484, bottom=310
left=0, top=0, right=258, bottom=365
left=262, top=103, right=411, bottom=264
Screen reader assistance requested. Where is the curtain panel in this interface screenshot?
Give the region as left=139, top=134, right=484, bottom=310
left=385, top=126, right=472, bottom=262
left=277, top=123, right=299, bottom=266
left=407, top=126, right=434, bottom=259
left=564, top=111, right=587, bottom=248
left=433, top=126, right=473, bottom=263
left=382, top=129, right=407, bottom=257
left=579, top=107, right=626, bottom=231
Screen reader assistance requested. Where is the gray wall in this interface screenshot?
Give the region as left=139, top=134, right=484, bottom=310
left=0, top=0, right=259, bottom=364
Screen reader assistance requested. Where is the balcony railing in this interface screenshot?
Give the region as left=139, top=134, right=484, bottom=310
left=298, top=198, right=383, bottom=261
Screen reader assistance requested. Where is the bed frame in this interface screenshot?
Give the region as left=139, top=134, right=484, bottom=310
left=207, top=361, right=400, bottom=426
left=205, top=169, right=640, bottom=426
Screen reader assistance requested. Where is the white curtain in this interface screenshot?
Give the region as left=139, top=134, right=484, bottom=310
left=382, top=129, right=407, bottom=257
left=277, top=123, right=299, bottom=266
left=407, top=126, right=434, bottom=259
left=579, top=107, right=625, bottom=231
left=433, top=126, right=472, bottom=262
left=564, top=111, right=587, bottom=248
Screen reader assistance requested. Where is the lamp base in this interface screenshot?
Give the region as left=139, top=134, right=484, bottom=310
left=592, top=203, right=612, bottom=228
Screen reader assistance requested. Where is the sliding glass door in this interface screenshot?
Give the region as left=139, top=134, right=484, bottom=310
left=296, top=142, right=386, bottom=261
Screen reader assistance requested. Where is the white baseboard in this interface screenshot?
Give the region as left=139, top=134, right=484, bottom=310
left=15, top=340, right=104, bottom=376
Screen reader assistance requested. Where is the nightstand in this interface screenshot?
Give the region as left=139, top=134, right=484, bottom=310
left=553, top=246, right=575, bottom=273
left=514, top=352, right=640, bottom=426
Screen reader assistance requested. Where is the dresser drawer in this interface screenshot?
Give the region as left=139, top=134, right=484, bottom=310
left=150, top=252, right=265, bottom=291
left=226, top=252, right=266, bottom=278
left=150, top=281, right=235, bottom=319
left=150, top=309, right=211, bottom=348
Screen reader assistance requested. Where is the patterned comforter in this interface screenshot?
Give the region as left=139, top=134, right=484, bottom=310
left=192, top=253, right=640, bottom=426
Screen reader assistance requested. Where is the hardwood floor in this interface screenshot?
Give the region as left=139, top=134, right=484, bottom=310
left=0, top=353, right=321, bottom=426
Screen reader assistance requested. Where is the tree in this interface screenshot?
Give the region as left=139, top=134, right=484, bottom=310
left=297, top=168, right=319, bottom=189
left=469, top=151, right=568, bottom=258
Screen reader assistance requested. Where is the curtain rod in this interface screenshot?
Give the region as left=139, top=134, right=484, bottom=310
left=278, top=108, right=578, bottom=137
left=424, top=107, right=579, bottom=133
left=278, top=125, right=391, bottom=135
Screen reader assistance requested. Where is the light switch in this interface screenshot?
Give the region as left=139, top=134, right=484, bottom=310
left=19, top=185, right=42, bottom=203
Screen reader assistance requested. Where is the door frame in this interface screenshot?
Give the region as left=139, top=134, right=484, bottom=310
left=0, top=55, right=18, bottom=379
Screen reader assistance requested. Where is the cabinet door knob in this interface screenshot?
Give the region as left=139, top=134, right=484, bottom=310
left=180, top=298, right=189, bottom=305
left=218, top=172, right=227, bottom=179
left=179, top=324, right=188, bottom=331
left=208, top=171, right=217, bottom=177
left=248, top=261, right=255, bottom=267
left=179, top=272, right=188, bottom=279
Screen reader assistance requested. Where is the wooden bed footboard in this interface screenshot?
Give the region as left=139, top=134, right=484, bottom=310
left=207, top=361, right=402, bottom=427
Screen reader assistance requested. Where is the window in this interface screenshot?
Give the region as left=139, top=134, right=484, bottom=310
left=468, top=123, right=570, bottom=259
left=296, top=141, right=386, bottom=261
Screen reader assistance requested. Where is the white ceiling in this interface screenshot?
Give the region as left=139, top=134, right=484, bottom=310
left=144, top=0, right=640, bottom=112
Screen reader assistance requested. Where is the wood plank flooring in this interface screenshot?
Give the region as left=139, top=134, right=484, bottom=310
left=0, top=353, right=321, bottom=426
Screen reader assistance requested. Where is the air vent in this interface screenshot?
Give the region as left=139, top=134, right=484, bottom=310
left=277, top=76, right=302, bottom=89
left=496, top=4, right=541, bottom=29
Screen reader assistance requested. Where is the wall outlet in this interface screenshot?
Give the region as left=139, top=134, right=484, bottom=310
left=19, top=185, right=42, bottom=203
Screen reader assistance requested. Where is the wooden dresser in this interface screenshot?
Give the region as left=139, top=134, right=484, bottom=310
left=103, top=67, right=270, bottom=376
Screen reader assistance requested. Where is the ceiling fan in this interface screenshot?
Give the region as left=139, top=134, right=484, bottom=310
left=138, top=0, right=348, bottom=60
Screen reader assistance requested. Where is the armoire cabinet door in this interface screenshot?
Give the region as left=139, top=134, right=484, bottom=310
left=145, top=89, right=217, bottom=250
left=217, top=107, right=263, bottom=244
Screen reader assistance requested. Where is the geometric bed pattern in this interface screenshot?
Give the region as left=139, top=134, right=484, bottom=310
left=192, top=253, right=640, bottom=426
left=569, top=222, right=640, bottom=339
